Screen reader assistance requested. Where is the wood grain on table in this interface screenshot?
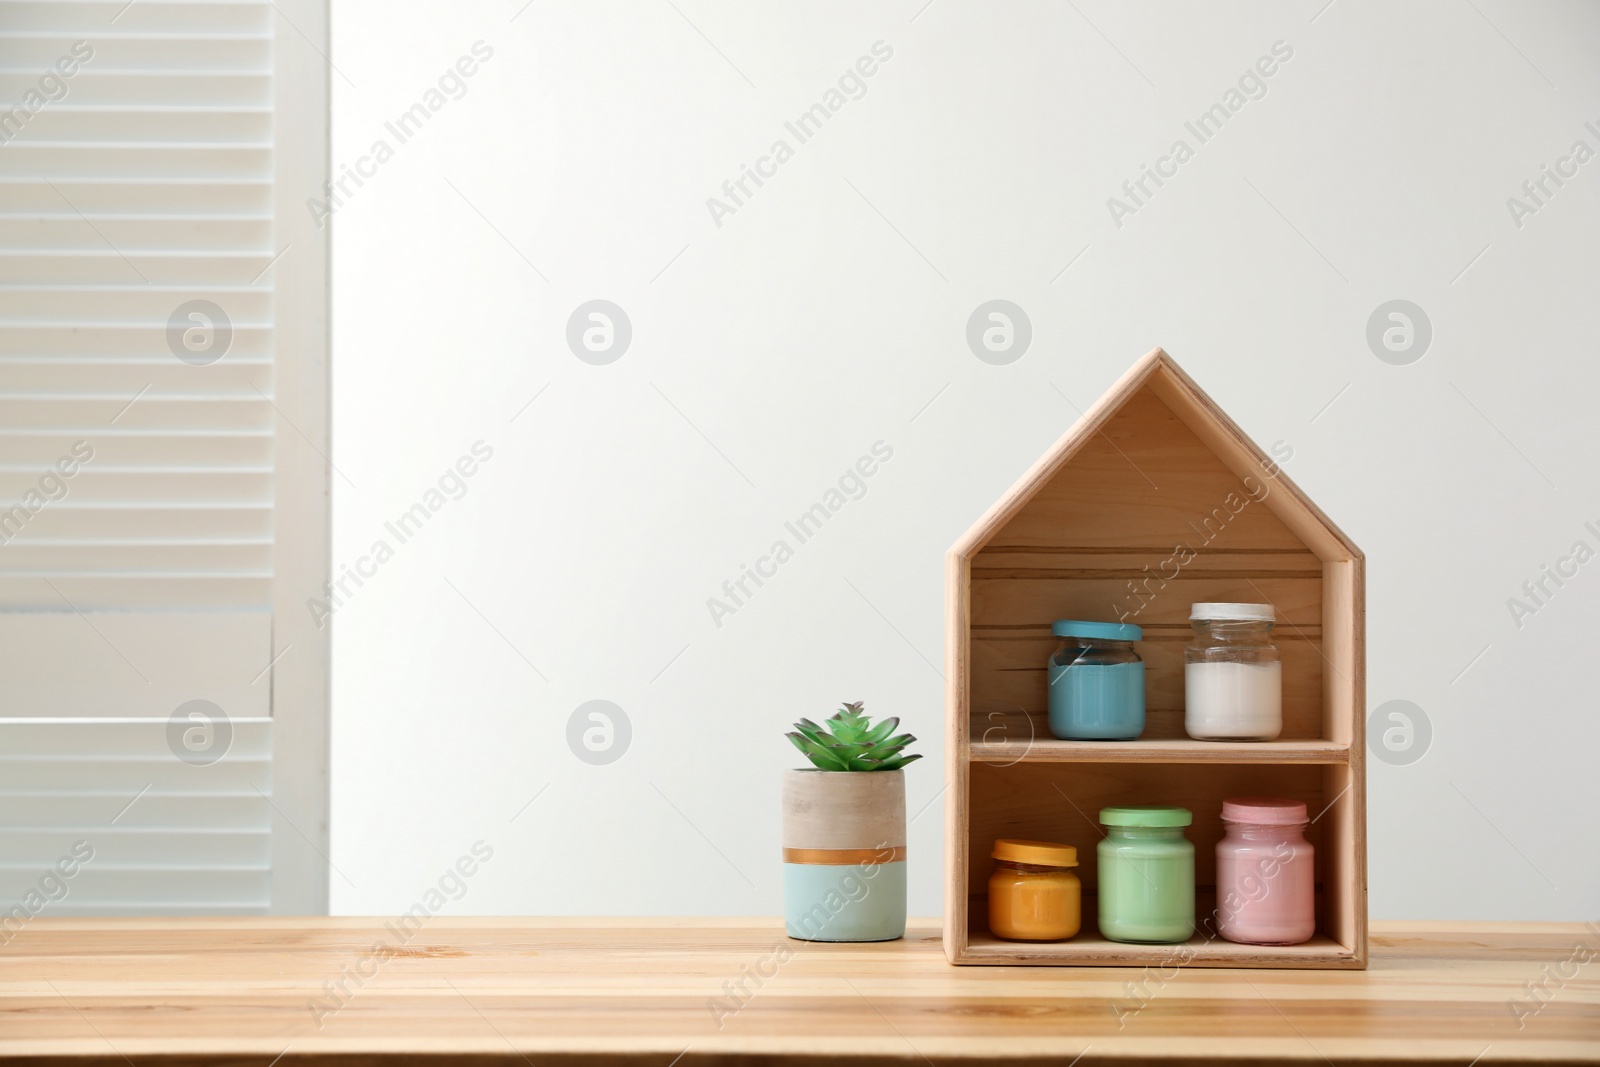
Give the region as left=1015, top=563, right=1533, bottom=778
left=1, top=918, right=1596, bottom=1065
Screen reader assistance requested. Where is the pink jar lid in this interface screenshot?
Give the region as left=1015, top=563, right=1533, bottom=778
left=1222, top=797, right=1307, bottom=825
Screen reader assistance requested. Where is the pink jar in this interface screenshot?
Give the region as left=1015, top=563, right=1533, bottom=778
left=1214, top=797, right=1315, bottom=945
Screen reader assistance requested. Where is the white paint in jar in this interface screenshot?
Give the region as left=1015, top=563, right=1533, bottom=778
left=1185, top=603, right=1283, bottom=741
left=1185, top=660, right=1282, bottom=740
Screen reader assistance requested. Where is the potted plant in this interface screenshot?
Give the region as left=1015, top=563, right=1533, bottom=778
left=782, top=702, right=921, bottom=942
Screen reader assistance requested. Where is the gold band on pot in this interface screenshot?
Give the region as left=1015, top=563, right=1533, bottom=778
left=782, top=846, right=907, bottom=866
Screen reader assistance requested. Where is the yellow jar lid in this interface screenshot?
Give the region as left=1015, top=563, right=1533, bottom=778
left=992, top=838, right=1077, bottom=867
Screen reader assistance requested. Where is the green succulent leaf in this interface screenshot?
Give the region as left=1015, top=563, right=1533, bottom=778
left=863, top=716, right=900, bottom=744
left=787, top=732, right=849, bottom=770
left=874, top=753, right=923, bottom=770
left=861, top=733, right=916, bottom=761
left=784, top=731, right=819, bottom=755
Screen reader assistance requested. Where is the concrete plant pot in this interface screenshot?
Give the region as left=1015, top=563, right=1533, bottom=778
left=781, top=768, right=906, bottom=942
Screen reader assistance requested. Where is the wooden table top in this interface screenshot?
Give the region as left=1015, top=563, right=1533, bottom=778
left=1, top=918, right=1596, bottom=1065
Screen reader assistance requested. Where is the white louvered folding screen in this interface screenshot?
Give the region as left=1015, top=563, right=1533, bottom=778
left=0, top=0, right=329, bottom=916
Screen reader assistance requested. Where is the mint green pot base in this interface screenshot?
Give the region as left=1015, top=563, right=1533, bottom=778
left=784, top=862, right=906, bottom=942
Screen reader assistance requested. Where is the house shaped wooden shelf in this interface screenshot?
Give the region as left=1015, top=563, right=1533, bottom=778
left=944, top=348, right=1366, bottom=968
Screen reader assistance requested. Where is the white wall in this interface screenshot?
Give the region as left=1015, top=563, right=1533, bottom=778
left=330, top=0, right=1600, bottom=920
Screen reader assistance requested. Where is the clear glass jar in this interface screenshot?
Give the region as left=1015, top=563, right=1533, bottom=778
left=1184, top=602, right=1282, bottom=741
left=987, top=839, right=1080, bottom=941
left=1214, top=797, right=1315, bottom=945
left=1047, top=620, right=1144, bottom=740
left=1097, top=806, right=1194, bottom=944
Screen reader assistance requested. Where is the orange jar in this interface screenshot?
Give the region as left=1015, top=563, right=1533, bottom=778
left=987, top=839, right=1081, bottom=941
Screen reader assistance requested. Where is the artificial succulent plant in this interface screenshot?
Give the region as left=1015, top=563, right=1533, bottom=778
left=787, top=701, right=922, bottom=771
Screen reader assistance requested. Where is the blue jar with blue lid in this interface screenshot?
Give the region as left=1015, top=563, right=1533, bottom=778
left=1047, top=619, right=1145, bottom=740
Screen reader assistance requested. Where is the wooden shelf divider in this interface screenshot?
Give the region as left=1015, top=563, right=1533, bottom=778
left=970, top=737, right=1351, bottom=764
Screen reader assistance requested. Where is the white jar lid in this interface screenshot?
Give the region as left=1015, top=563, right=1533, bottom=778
left=1190, top=602, right=1274, bottom=621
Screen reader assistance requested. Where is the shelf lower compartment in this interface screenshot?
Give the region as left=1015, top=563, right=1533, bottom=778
left=956, top=761, right=1362, bottom=968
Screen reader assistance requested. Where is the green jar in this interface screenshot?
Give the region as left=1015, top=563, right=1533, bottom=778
left=1097, top=806, right=1194, bottom=944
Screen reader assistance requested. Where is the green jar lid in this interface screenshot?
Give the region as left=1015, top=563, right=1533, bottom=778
left=1099, top=805, right=1192, bottom=828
